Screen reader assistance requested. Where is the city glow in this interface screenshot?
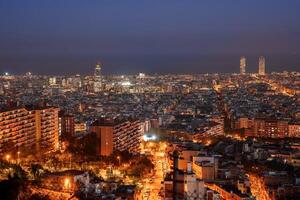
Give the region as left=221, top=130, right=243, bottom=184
left=121, top=81, right=132, bottom=86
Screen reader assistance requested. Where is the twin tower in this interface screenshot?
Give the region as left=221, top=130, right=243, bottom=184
left=240, top=56, right=265, bottom=75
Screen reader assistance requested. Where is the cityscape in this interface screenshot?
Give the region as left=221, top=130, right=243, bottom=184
left=1, top=1, right=300, bottom=200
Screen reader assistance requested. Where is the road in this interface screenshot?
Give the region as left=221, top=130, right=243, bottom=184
left=139, top=141, right=170, bottom=200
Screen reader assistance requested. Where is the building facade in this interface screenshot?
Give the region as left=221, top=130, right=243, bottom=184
left=90, top=118, right=142, bottom=156
left=94, top=62, right=102, bottom=92
left=192, top=156, right=218, bottom=181
left=0, top=106, right=59, bottom=154
left=59, top=111, right=75, bottom=138
left=253, top=119, right=288, bottom=138
left=288, top=124, right=300, bottom=137
left=240, top=56, right=246, bottom=75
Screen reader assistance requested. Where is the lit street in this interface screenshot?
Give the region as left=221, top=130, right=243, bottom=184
left=139, top=141, right=170, bottom=200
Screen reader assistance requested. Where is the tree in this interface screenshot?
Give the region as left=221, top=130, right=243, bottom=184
left=0, top=177, right=23, bottom=200
left=67, top=132, right=98, bottom=156
left=82, top=132, right=98, bottom=155
left=11, top=164, right=28, bottom=181
left=0, top=165, right=28, bottom=200
left=128, top=157, right=154, bottom=178
left=29, top=164, right=44, bottom=180
left=27, top=193, right=50, bottom=200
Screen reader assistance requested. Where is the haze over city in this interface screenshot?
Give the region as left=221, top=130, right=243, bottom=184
left=1, top=0, right=300, bottom=75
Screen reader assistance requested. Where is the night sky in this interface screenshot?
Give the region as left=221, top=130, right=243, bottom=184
left=0, top=0, right=299, bottom=75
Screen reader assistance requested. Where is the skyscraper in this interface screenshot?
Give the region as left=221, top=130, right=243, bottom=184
left=258, top=56, right=266, bottom=75
left=240, top=56, right=246, bottom=75
left=94, top=62, right=102, bottom=92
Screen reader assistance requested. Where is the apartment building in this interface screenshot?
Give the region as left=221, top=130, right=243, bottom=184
left=90, top=117, right=142, bottom=156
left=59, top=111, right=75, bottom=138
left=0, top=106, right=59, bottom=154
left=253, top=119, right=288, bottom=137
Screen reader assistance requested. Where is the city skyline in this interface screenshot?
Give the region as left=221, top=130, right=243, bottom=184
left=2, top=55, right=298, bottom=76
left=3, top=56, right=294, bottom=76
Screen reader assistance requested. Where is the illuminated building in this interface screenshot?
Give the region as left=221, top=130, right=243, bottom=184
left=75, top=122, right=87, bottom=133
left=238, top=117, right=251, bottom=129
left=184, top=171, right=206, bottom=200
left=253, top=119, right=288, bottom=138
left=36, top=107, right=60, bottom=152
left=90, top=117, right=142, bottom=156
left=94, top=62, right=102, bottom=92
left=288, top=123, right=300, bottom=137
left=49, top=77, right=57, bottom=86
left=192, top=156, right=218, bottom=181
left=138, top=73, right=146, bottom=78
left=240, top=56, right=246, bottom=75
left=258, top=56, right=266, bottom=75
left=59, top=111, right=75, bottom=138
left=162, top=151, right=185, bottom=200
left=0, top=106, right=59, bottom=154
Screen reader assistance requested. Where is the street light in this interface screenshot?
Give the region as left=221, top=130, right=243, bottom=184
left=64, top=177, right=71, bottom=191
left=5, top=154, right=10, bottom=162
left=117, top=156, right=121, bottom=166
left=149, top=142, right=154, bottom=148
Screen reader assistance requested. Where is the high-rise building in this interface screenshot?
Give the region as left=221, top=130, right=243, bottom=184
left=0, top=106, right=59, bottom=154
left=59, top=111, right=75, bottom=138
left=258, top=56, right=266, bottom=75
left=240, top=56, right=246, bottom=75
left=94, top=62, right=102, bottom=92
left=90, top=117, right=142, bottom=156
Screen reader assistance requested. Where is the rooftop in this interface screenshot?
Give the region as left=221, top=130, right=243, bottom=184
left=91, top=117, right=138, bottom=126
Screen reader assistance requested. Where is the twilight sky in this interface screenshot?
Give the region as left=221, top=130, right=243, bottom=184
left=0, top=0, right=299, bottom=75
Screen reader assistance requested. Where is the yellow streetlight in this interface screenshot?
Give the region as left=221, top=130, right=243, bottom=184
left=5, top=154, right=10, bottom=162
left=117, top=156, right=121, bottom=165
left=64, top=177, right=71, bottom=190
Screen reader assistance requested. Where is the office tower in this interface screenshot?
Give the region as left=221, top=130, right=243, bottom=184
left=240, top=56, right=246, bottom=74
left=258, top=56, right=266, bottom=75
left=59, top=111, right=75, bottom=138
left=94, top=62, right=102, bottom=92
left=0, top=106, right=59, bottom=154
left=90, top=117, right=142, bottom=156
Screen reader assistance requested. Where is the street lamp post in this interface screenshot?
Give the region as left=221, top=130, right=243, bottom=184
left=17, top=151, right=20, bottom=164
left=117, top=156, right=121, bottom=166
left=69, top=155, right=72, bottom=169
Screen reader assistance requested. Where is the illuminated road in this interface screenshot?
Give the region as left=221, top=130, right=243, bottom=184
left=139, top=141, right=170, bottom=200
